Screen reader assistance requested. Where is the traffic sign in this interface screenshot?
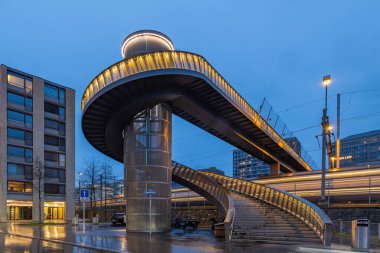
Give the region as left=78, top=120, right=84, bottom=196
left=144, top=190, right=157, bottom=195
left=80, top=189, right=89, bottom=201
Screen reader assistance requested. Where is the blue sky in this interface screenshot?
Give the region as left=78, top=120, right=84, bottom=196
left=1, top=0, right=379, bottom=177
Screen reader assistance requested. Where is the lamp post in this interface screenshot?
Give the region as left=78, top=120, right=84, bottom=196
left=321, top=75, right=331, bottom=204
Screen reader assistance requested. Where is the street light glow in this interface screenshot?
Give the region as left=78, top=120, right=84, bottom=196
left=322, top=75, right=332, bottom=86
left=327, top=125, right=334, bottom=131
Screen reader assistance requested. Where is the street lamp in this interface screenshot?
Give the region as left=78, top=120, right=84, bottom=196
left=320, top=75, right=331, bottom=205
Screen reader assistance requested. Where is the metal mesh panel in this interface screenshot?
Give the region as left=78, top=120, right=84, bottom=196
left=123, top=103, right=172, bottom=232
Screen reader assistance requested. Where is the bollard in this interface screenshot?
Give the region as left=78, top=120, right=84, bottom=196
left=352, top=219, right=370, bottom=249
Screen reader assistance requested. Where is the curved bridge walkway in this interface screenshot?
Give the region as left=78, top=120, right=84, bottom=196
left=172, top=162, right=332, bottom=246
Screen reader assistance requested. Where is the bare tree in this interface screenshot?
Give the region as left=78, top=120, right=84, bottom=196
left=33, top=157, right=44, bottom=223
left=99, top=159, right=115, bottom=221
left=81, top=156, right=101, bottom=220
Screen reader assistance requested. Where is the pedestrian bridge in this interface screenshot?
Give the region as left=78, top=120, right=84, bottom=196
left=82, top=50, right=316, bottom=173
left=81, top=31, right=328, bottom=241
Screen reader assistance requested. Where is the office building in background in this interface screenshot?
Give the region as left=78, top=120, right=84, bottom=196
left=332, top=129, right=380, bottom=168
left=0, top=65, right=75, bottom=222
left=233, top=149, right=270, bottom=179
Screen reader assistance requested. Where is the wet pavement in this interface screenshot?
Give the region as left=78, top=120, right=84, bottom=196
left=0, top=222, right=378, bottom=253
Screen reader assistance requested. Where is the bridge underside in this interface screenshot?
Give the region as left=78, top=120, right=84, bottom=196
left=82, top=69, right=307, bottom=173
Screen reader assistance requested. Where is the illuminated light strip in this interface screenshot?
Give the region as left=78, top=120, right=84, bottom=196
left=121, top=32, right=174, bottom=59
left=82, top=51, right=315, bottom=171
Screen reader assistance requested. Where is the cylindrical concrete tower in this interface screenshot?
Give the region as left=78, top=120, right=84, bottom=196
left=122, top=31, right=174, bottom=232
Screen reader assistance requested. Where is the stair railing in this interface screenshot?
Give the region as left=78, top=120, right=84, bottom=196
left=205, top=173, right=332, bottom=246
left=172, top=162, right=235, bottom=241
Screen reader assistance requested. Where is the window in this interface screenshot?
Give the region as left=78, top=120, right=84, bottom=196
left=45, top=151, right=58, bottom=162
left=45, top=102, right=65, bottom=120
left=45, top=184, right=65, bottom=195
left=44, top=83, right=65, bottom=105
left=44, top=84, right=58, bottom=99
left=7, top=146, right=32, bottom=163
left=7, top=92, right=32, bottom=112
left=7, top=164, right=33, bottom=179
left=45, top=168, right=65, bottom=183
left=45, top=151, right=64, bottom=167
left=45, top=119, right=65, bottom=136
left=7, top=181, right=33, bottom=193
left=7, top=110, right=33, bottom=129
left=7, top=71, right=32, bottom=95
left=59, top=154, right=65, bottom=167
left=45, top=103, right=59, bottom=114
left=7, top=128, right=33, bottom=146
left=7, top=164, right=24, bottom=175
left=45, top=135, right=65, bottom=151
left=45, top=135, right=59, bottom=146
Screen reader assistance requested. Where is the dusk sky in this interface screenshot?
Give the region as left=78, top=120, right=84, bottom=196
left=1, top=1, right=379, bottom=178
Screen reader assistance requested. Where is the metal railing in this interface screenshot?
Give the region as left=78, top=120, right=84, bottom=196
left=205, top=173, right=332, bottom=246
left=81, top=51, right=315, bottom=171
left=258, top=98, right=319, bottom=170
left=172, top=162, right=235, bottom=241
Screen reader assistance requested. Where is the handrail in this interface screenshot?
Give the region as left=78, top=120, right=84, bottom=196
left=172, top=162, right=235, bottom=241
left=204, top=172, right=332, bottom=246
left=81, top=50, right=316, bottom=171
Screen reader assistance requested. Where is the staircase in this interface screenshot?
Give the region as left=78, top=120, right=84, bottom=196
left=231, top=193, right=321, bottom=244
left=172, top=162, right=332, bottom=246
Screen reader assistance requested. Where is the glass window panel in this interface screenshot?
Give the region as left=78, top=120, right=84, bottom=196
left=25, top=98, right=33, bottom=112
left=59, top=170, right=65, bottom=183
left=45, top=151, right=58, bottom=162
left=8, top=181, right=25, bottom=192
left=25, top=115, right=33, bottom=129
left=59, top=154, right=65, bottom=167
left=25, top=132, right=33, bottom=146
left=8, top=128, right=24, bottom=140
left=25, top=166, right=33, bottom=180
left=59, top=138, right=65, bottom=152
left=45, top=135, right=59, bottom=146
left=7, top=164, right=24, bottom=175
left=44, top=84, right=59, bottom=99
left=7, top=92, right=24, bottom=106
left=45, top=119, right=59, bottom=130
left=25, top=183, right=33, bottom=193
left=8, top=146, right=24, bottom=157
left=7, top=72, right=24, bottom=90
left=59, top=185, right=65, bottom=194
left=25, top=148, right=33, bottom=163
left=7, top=110, right=24, bottom=123
left=59, top=107, right=65, bottom=121
left=25, top=78, right=33, bottom=95
left=59, top=89, right=65, bottom=104
left=45, top=103, right=59, bottom=115
left=59, top=123, right=65, bottom=135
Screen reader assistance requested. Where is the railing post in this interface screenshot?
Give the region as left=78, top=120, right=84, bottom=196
left=323, top=223, right=332, bottom=246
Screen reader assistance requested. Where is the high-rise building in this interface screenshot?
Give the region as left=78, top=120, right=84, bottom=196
left=233, top=149, right=270, bottom=179
left=0, top=65, right=75, bottom=222
left=332, top=130, right=380, bottom=168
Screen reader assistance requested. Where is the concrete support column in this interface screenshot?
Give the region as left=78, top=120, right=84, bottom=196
left=65, top=88, right=75, bottom=222
left=123, top=103, right=172, bottom=232
left=270, top=163, right=281, bottom=176
left=32, top=77, right=45, bottom=223
left=0, top=65, right=8, bottom=222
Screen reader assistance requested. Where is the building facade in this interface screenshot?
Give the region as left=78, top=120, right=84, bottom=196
left=0, top=65, right=75, bottom=222
left=233, top=149, right=270, bottom=179
left=332, top=130, right=380, bottom=168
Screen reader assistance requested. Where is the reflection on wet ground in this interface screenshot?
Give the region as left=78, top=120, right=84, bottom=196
left=0, top=223, right=375, bottom=253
